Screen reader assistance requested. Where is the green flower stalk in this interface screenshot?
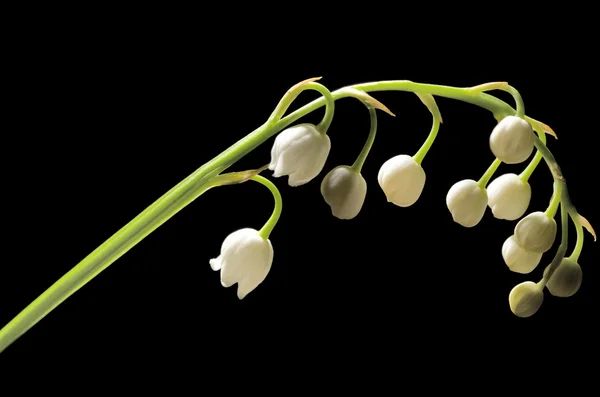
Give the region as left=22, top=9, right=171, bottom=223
left=0, top=77, right=596, bottom=353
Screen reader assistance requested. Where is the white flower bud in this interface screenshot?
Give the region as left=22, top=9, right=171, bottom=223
left=320, top=166, right=367, bottom=220
left=543, top=259, right=583, bottom=298
left=377, top=154, right=425, bottom=207
left=489, top=116, right=535, bottom=164
left=209, top=228, right=274, bottom=300
left=487, top=173, right=531, bottom=221
left=509, top=281, right=544, bottom=318
left=269, top=123, right=331, bottom=187
left=514, top=211, right=557, bottom=253
left=445, top=179, right=488, bottom=228
left=502, top=235, right=542, bottom=274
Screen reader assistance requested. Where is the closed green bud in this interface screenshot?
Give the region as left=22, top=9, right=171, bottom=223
left=509, top=281, right=544, bottom=318
left=543, top=259, right=583, bottom=298
left=320, top=166, right=367, bottom=220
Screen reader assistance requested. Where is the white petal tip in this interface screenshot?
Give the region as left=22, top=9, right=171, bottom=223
left=209, top=258, right=221, bottom=271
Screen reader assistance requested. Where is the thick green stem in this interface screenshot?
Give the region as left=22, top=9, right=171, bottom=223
left=0, top=80, right=562, bottom=353
left=254, top=175, right=282, bottom=239
left=351, top=105, right=377, bottom=172
left=477, top=158, right=502, bottom=188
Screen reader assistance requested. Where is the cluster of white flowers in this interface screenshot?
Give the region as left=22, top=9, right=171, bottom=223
left=440, top=115, right=586, bottom=318
left=446, top=116, right=534, bottom=228
left=208, top=111, right=587, bottom=318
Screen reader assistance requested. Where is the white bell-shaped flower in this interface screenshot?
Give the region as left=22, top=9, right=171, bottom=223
left=377, top=154, right=425, bottom=207
left=320, top=165, right=367, bottom=220
left=514, top=211, right=557, bottom=253
left=509, top=281, right=544, bottom=318
left=543, top=259, right=583, bottom=298
left=489, top=116, right=535, bottom=164
left=487, top=173, right=531, bottom=221
left=502, top=235, right=542, bottom=274
left=209, top=228, right=274, bottom=300
left=445, top=179, right=488, bottom=227
left=269, top=123, right=331, bottom=187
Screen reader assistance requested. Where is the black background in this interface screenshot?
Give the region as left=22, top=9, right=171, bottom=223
left=1, top=10, right=597, bottom=373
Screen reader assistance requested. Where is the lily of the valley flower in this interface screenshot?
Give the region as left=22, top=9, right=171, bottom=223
left=209, top=228, right=274, bottom=299
left=377, top=154, right=426, bottom=207
left=487, top=173, right=531, bottom=221
left=501, top=235, right=542, bottom=274
left=269, top=123, right=331, bottom=187
left=489, top=116, right=535, bottom=164
left=543, top=259, right=583, bottom=298
left=508, top=281, right=544, bottom=318
left=514, top=211, right=557, bottom=253
left=445, top=179, right=488, bottom=227
left=320, top=165, right=367, bottom=220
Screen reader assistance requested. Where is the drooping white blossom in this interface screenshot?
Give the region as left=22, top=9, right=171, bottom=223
left=445, top=179, right=488, bottom=227
left=487, top=173, right=531, bottom=221
left=543, top=259, right=583, bottom=298
left=269, top=123, right=331, bottom=187
left=514, top=211, right=557, bottom=253
left=377, top=155, right=426, bottom=207
left=489, top=116, right=535, bottom=164
left=508, top=281, right=544, bottom=318
left=209, top=228, right=274, bottom=299
left=320, top=165, right=367, bottom=220
left=502, top=235, right=542, bottom=274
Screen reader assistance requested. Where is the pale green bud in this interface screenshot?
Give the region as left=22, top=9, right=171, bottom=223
left=514, top=211, right=557, bottom=253
left=543, top=259, right=583, bottom=298
left=509, top=281, right=544, bottom=318
left=320, top=166, right=367, bottom=220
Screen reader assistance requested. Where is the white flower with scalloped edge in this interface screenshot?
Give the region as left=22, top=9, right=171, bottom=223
left=209, top=228, right=274, bottom=300
left=377, top=154, right=425, bottom=207
left=487, top=173, right=531, bottom=221
left=489, top=116, right=535, bottom=164
left=446, top=179, right=488, bottom=228
left=269, top=123, right=331, bottom=187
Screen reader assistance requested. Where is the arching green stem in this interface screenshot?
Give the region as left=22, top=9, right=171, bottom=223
left=499, top=85, right=526, bottom=118
left=567, top=218, right=584, bottom=262
left=254, top=175, right=282, bottom=239
left=351, top=104, right=377, bottom=172
left=477, top=158, right=502, bottom=188
left=413, top=110, right=441, bottom=165
left=0, top=80, right=576, bottom=353
left=267, top=81, right=335, bottom=134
